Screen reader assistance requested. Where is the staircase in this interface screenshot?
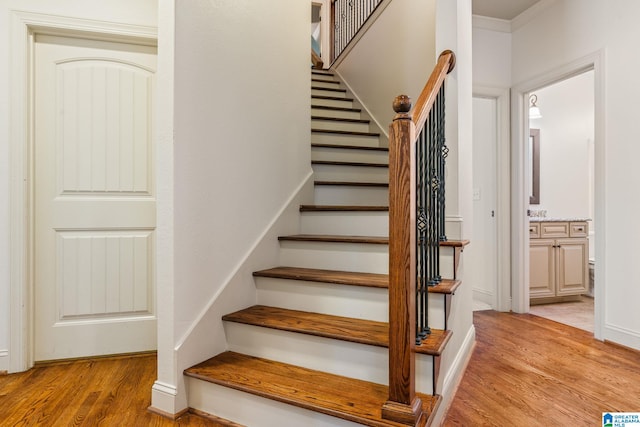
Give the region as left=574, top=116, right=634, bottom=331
left=183, top=69, right=466, bottom=426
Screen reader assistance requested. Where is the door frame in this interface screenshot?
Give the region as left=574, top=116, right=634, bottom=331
left=511, top=51, right=605, bottom=339
left=472, top=86, right=511, bottom=312
left=311, top=0, right=330, bottom=68
left=9, top=10, right=156, bottom=372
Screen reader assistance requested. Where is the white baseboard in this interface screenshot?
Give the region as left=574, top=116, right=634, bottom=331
left=603, top=323, right=640, bottom=351
left=150, top=380, right=184, bottom=416
left=431, top=324, right=476, bottom=425
left=0, top=350, right=8, bottom=373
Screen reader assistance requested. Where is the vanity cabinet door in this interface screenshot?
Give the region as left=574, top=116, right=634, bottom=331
left=530, top=239, right=555, bottom=298
left=556, top=238, right=588, bottom=296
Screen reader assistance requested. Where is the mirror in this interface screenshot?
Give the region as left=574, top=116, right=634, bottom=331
left=529, top=128, right=540, bottom=205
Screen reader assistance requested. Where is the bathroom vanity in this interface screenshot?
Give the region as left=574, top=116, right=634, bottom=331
left=529, top=219, right=589, bottom=304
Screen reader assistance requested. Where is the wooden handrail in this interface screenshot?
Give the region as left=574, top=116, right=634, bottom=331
left=411, top=50, right=456, bottom=136
left=311, top=49, right=324, bottom=69
left=383, top=50, right=456, bottom=425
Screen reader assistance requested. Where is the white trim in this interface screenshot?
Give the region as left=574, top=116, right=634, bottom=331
left=174, top=172, right=314, bottom=351
left=471, top=15, right=510, bottom=33
left=150, top=380, right=182, bottom=415
left=511, top=0, right=558, bottom=32
left=511, top=51, right=605, bottom=339
left=334, top=68, right=390, bottom=141
left=472, top=86, right=512, bottom=312
left=603, top=323, right=640, bottom=351
left=0, top=349, right=8, bottom=373
left=431, top=324, right=476, bottom=426
left=9, top=10, right=157, bottom=373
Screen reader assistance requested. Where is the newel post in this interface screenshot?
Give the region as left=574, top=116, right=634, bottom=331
left=382, top=95, right=422, bottom=425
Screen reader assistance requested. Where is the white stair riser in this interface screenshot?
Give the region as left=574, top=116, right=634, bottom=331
left=312, top=88, right=348, bottom=98
left=311, top=119, right=370, bottom=133
left=311, top=79, right=341, bottom=89
left=279, top=241, right=389, bottom=274
left=188, top=379, right=362, bottom=427
left=311, top=132, right=380, bottom=147
left=312, top=163, right=388, bottom=183
left=311, top=97, right=353, bottom=109
left=311, top=145, right=387, bottom=162
left=314, top=185, right=389, bottom=206
left=256, top=277, right=388, bottom=321
left=300, top=211, right=389, bottom=236
left=255, top=277, right=445, bottom=329
left=224, top=322, right=435, bottom=394
left=311, top=107, right=361, bottom=120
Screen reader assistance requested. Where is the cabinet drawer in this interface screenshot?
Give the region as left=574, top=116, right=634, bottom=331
left=529, top=223, right=540, bottom=238
left=570, top=221, right=588, bottom=237
left=540, top=222, right=569, bottom=238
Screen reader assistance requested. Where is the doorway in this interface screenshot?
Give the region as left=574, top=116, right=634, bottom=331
left=471, top=88, right=511, bottom=312
left=526, top=70, right=595, bottom=333
left=33, top=34, right=157, bottom=361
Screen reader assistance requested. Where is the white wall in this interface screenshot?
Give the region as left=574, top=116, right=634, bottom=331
left=529, top=71, right=594, bottom=220
left=472, top=22, right=511, bottom=88
left=335, top=0, right=437, bottom=136
left=512, top=0, right=640, bottom=349
left=0, top=0, right=157, bottom=374
left=152, top=0, right=311, bottom=414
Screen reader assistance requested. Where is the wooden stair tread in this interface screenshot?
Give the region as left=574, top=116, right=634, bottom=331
left=312, top=129, right=381, bottom=137
left=314, top=181, right=389, bottom=187
left=311, top=117, right=371, bottom=124
left=312, top=160, right=388, bottom=168
left=312, top=95, right=354, bottom=102
left=300, top=204, right=389, bottom=211
left=253, top=266, right=461, bottom=295
left=311, top=86, right=347, bottom=93
left=312, top=142, right=387, bottom=151
left=254, top=266, right=389, bottom=288
left=311, top=105, right=362, bottom=113
left=440, top=239, right=470, bottom=248
left=278, top=234, right=388, bottom=244
left=222, top=305, right=451, bottom=356
left=185, top=351, right=440, bottom=427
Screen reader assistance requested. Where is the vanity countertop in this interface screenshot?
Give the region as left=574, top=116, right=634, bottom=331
left=529, top=217, right=591, bottom=222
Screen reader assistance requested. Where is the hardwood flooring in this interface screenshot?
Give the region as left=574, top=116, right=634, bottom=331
left=2, top=312, right=638, bottom=426
left=0, top=354, right=229, bottom=426
left=444, top=310, right=640, bottom=426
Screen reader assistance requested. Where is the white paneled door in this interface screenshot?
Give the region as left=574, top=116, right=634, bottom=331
left=34, top=34, right=157, bottom=361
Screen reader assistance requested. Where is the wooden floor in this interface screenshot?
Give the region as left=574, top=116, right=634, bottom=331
left=444, top=310, right=640, bottom=426
left=0, top=354, right=227, bottom=426
left=2, top=312, right=638, bottom=426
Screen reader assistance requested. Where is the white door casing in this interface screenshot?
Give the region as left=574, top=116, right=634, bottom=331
left=34, top=34, right=157, bottom=361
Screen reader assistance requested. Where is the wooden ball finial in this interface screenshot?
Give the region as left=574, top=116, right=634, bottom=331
left=393, top=95, right=412, bottom=114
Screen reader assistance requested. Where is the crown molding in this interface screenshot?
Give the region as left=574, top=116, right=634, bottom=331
left=472, top=14, right=511, bottom=33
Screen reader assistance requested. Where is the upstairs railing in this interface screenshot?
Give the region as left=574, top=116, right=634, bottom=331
left=331, top=0, right=385, bottom=62
left=383, top=50, right=456, bottom=425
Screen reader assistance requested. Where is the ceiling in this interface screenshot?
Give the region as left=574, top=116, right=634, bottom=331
left=472, top=0, right=541, bottom=20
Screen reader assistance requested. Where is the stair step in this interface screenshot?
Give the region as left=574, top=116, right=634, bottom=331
left=253, top=267, right=461, bottom=295
left=312, top=88, right=349, bottom=98
left=312, top=129, right=381, bottom=138
left=222, top=305, right=451, bottom=356
left=300, top=204, right=389, bottom=211
left=312, top=142, right=386, bottom=151
left=279, top=234, right=388, bottom=245
left=312, top=160, right=388, bottom=168
left=315, top=181, right=389, bottom=187
left=311, top=105, right=362, bottom=120
left=314, top=183, right=389, bottom=205
left=299, top=205, right=390, bottom=236
left=311, top=86, right=347, bottom=93
left=185, top=351, right=440, bottom=427
left=311, top=95, right=354, bottom=109
left=311, top=117, right=371, bottom=133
